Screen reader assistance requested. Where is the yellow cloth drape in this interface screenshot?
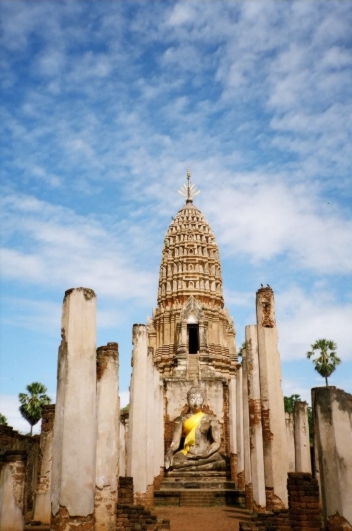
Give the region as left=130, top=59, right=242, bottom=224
left=182, top=412, right=205, bottom=455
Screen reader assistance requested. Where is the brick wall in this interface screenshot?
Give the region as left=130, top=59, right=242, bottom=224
left=288, top=473, right=323, bottom=530
left=0, top=425, right=40, bottom=516
left=240, top=473, right=323, bottom=531
left=117, top=477, right=170, bottom=531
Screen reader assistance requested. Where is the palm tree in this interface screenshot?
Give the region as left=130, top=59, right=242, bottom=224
left=18, top=382, right=51, bottom=435
left=307, top=339, right=341, bottom=386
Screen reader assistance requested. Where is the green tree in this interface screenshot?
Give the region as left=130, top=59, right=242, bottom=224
left=18, top=382, right=51, bottom=435
left=0, top=413, right=8, bottom=425
left=307, top=339, right=341, bottom=386
left=284, top=394, right=301, bottom=414
left=237, top=341, right=247, bottom=358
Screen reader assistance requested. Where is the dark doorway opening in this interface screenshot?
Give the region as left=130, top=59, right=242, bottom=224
left=188, top=324, right=199, bottom=354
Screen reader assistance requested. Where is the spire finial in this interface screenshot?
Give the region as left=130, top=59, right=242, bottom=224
left=178, top=167, right=200, bottom=204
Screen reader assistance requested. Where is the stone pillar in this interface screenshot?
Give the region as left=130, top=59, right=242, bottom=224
left=285, top=412, right=295, bottom=473
left=236, top=363, right=244, bottom=489
left=119, top=420, right=126, bottom=478
left=127, top=324, right=148, bottom=504
left=0, top=451, right=27, bottom=531
left=312, top=386, right=352, bottom=529
left=245, top=325, right=266, bottom=512
left=33, top=404, right=55, bottom=524
left=228, top=376, right=237, bottom=482
left=242, top=348, right=253, bottom=510
left=95, top=342, right=119, bottom=531
left=153, top=362, right=164, bottom=489
left=256, top=287, right=288, bottom=509
left=145, top=346, right=155, bottom=507
left=51, top=287, right=97, bottom=530
left=294, top=401, right=311, bottom=473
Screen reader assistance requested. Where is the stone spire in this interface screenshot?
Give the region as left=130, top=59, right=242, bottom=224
left=157, top=197, right=224, bottom=309
left=148, top=170, right=236, bottom=378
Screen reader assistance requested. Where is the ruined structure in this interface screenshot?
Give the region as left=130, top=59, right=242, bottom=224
left=1, top=170, right=351, bottom=531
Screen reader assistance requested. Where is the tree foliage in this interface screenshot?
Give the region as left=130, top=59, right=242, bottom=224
left=18, top=382, right=51, bottom=435
left=0, top=413, right=8, bottom=425
left=307, top=339, right=341, bottom=386
left=284, top=394, right=301, bottom=414
left=237, top=341, right=246, bottom=358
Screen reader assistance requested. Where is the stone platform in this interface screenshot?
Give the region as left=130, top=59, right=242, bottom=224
left=155, top=470, right=245, bottom=508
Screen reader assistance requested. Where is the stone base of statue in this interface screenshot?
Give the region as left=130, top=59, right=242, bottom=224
left=171, top=451, right=228, bottom=471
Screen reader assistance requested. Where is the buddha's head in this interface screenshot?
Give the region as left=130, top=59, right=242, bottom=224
left=187, top=386, right=204, bottom=413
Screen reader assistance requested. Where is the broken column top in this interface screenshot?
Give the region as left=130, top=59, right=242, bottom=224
left=64, top=287, right=96, bottom=301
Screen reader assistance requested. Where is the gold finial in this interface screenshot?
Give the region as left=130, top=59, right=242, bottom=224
left=178, top=167, right=200, bottom=203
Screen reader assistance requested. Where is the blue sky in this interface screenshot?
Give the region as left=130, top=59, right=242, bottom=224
left=1, top=1, right=351, bottom=433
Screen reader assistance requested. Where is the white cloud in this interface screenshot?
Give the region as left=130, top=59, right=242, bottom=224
left=0, top=394, right=43, bottom=435
left=276, top=286, right=352, bottom=362
left=203, top=178, right=352, bottom=274
left=1, top=193, right=156, bottom=303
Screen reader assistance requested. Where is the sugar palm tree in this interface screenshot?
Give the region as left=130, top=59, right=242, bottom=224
left=307, top=339, right=341, bottom=386
left=18, top=382, right=51, bottom=435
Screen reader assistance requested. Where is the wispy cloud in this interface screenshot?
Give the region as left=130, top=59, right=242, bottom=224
left=0, top=1, right=351, bottom=400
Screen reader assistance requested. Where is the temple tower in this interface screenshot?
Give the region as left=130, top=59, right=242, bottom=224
left=128, top=170, right=238, bottom=504
left=147, top=169, right=237, bottom=380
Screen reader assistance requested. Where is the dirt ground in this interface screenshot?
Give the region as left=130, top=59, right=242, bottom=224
left=154, top=506, right=247, bottom=531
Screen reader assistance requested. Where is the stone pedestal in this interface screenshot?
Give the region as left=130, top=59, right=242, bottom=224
left=95, top=342, right=119, bottom=531
left=312, top=386, right=352, bottom=530
left=245, top=324, right=266, bottom=512
left=51, top=287, right=97, bottom=531
left=242, top=349, right=253, bottom=510
left=285, top=412, right=295, bottom=473
left=33, top=404, right=55, bottom=524
left=256, top=287, right=288, bottom=510
left=294, top=401, right=311, bottom=473
left=236, top=363, right=244, bottom=489
left=0, top=451, right=27, bottom=531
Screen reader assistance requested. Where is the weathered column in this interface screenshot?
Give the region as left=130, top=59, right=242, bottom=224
left=0, top=451, right=27, bottom=531
left=228, top=376, right=237, bottom=482
left=242, top=349, right=253, bottom=510
left=236, top=363, right=244, bottom=489
left=127, top=324, right=148, bottom=504
left=145, top=346, right=156, bottom=507
left=153, top=361, right=164, bottom=490
left=294, top=401, right=311, bottom=473
left=312, top=386, right=352, bottom=529
left=33, top=404, right=55, bottom=524
left=285, top=412, right=295, bottom=473
left=51, top=287, right=97, bottom=530
left=256, top=286, right=288, bottom=509
left=245, top=325, right=266, bottom=512
left=95, top=342, right=119, bottom=531
left=119, top=418, right=126, bottom=478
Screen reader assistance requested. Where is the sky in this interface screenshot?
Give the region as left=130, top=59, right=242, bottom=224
left=1, top=0, right=351, bottom=434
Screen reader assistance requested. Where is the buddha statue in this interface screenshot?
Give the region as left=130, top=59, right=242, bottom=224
left=165, top=386, right=227, bottom=471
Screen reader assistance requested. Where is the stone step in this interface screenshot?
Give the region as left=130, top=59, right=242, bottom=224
left=161, top=479, right=237, bottom=489
left=155, top=488, right=246, bottom=508
left=166, top=470, right=229, bottom=478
